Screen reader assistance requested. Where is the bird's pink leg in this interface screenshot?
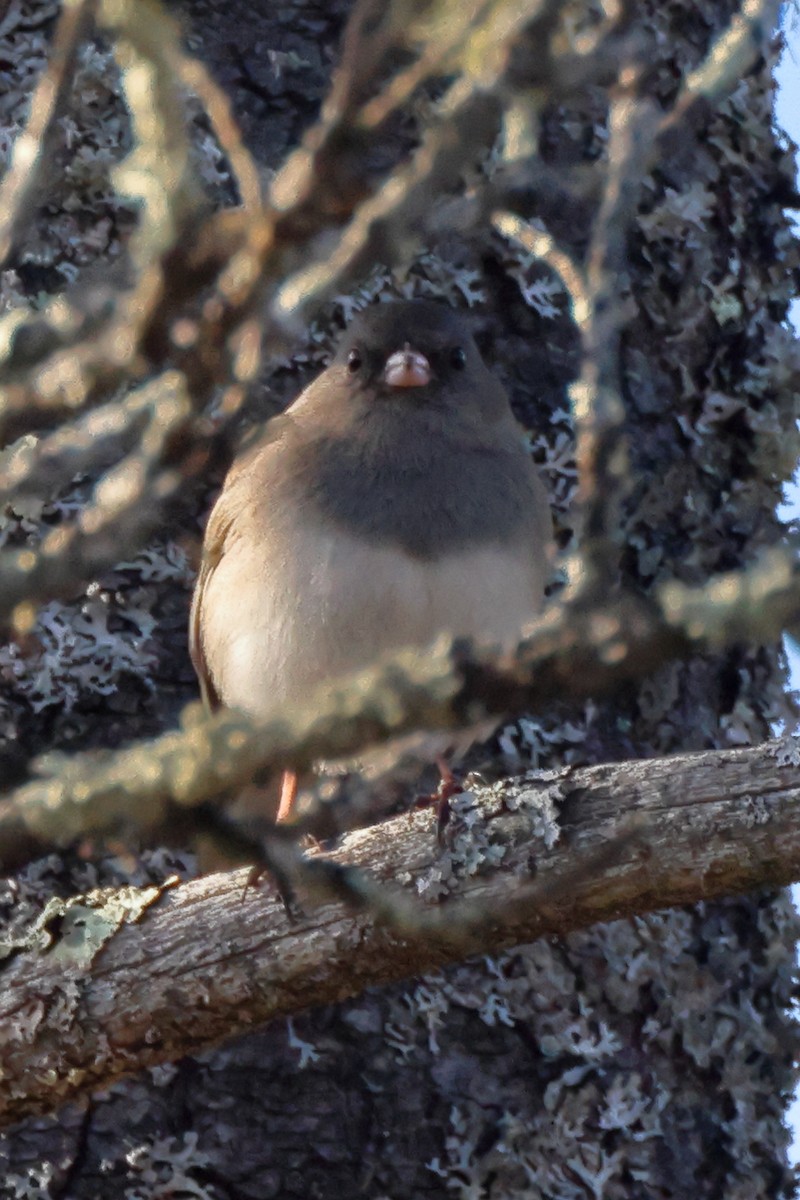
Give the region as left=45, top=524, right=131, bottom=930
left=242, top=769, right=299, bottom=905
left=277, top=768, right=299, bottom=823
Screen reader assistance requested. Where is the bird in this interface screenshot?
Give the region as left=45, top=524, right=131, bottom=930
left=189, top=298, right=551, bottom=824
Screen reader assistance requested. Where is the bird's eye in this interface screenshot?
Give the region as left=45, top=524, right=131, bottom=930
left=450, top=346, right=467, bottom=369
left=347, top=348, right=362, bottom=373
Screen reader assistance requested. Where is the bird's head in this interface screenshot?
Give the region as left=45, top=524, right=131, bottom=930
left=332, top=299, right=496, bottom=413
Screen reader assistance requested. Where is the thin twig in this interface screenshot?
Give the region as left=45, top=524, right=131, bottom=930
left=0, top=0, right=99, bottom=266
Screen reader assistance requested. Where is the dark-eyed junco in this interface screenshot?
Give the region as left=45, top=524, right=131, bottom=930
left=190, top=299, right=551, bottom=820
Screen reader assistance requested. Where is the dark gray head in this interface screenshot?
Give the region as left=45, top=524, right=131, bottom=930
left=332, top=300, right=500, bottom=413
left=287, top=299, right=543, bottom=558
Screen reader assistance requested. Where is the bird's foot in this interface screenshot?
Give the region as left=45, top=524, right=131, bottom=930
left=242, top=861, right=301, bottom=918
left=413, top=756, right=462, bottom=845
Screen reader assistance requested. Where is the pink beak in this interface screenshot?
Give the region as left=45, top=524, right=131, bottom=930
left=382, top=343, right=432, bottom=388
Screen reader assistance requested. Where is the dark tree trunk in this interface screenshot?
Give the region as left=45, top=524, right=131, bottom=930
left=0, top=0, right=798, bottom=1197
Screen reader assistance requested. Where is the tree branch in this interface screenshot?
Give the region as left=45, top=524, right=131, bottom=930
left=2, top=735, right=798, bottom=1128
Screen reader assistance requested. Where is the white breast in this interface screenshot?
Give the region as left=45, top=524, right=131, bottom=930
left=201, top=520, right=544, bottom=721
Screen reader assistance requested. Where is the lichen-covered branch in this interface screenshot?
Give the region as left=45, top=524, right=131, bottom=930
left=0, top=371, right=197, bottom=618
left=1, top=545, right=799, bottom=868
left=2, top=735, right=799, bottom=1127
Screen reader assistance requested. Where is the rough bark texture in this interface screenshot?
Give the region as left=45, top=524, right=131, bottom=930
left=0, top=2, right=799, bottom=1200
